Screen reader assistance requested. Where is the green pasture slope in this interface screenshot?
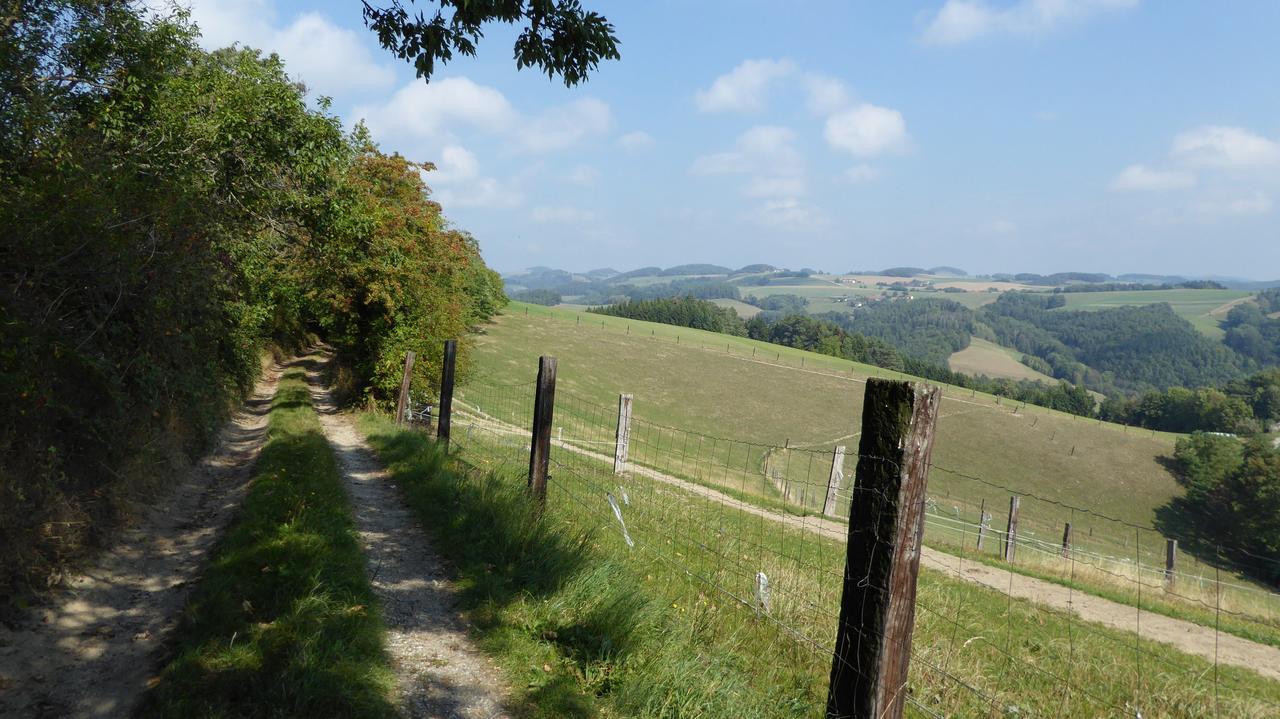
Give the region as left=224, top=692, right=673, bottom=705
left=477, top=304, right=1180, bottom=532
left=1051, top=288, right=1253, bottom=338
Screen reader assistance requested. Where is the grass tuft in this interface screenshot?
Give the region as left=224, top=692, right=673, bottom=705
left=143, top=368, right=396, bottom=718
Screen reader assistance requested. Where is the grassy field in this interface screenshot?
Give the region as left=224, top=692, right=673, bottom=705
left=360, top=415, right=1280, bottom=718
left=144, top=367, right=396, bottom=717
left=709, top=297, right=761, bottom=318
left=465, top=304, right=1280, bottom=637
left=948, top=337, right=1056, bottom=382
left=1051, top=288, right=1253, bottom=338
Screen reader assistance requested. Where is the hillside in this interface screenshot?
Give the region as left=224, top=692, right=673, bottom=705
left=948, top=337, right=1057, bottom=382
left=478, top=304, right=1181, bottom=531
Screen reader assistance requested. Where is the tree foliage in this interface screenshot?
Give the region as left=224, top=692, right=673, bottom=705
left=1166, top=435, right=1280, bottom=584
left=0, top=2, right=504, bottom=596
left=362, top=0, right=620, bottom=86
left=589, top=297, right=746, bottom=335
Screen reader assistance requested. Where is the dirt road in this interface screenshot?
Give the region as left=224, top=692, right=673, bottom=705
left=307, top=353, right=511, bottom=718
left=0, top=361, right=283, bottom=717
left=455, top=402, right=1280, bottom=683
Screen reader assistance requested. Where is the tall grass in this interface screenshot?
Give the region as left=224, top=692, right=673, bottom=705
left=144, top=368, right=396, bottom=717
left=362, top=415, right=1280, bottom=718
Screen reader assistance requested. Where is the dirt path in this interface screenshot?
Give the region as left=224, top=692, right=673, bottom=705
left=305, top=353, right=511, bottom=719
left=0, top=361, right=283, bottom=718
left=455, top=403, right=1280, bottom=683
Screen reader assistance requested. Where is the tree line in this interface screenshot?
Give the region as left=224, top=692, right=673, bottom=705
left=1, top=4, right=504, bottom=596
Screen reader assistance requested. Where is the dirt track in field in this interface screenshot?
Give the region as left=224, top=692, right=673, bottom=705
left=307, top=352, right=511, bottom=719
left=455, top=402, right=1280, bottom=684
left=0, top=361, right=283, bottom=718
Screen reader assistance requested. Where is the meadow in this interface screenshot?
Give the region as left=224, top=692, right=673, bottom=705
left=1052, top=288, right=1252, bottom=338
left=947, top=337, right=1056, bottom=382
left=359, top=406, right=1280, bottom=717
left=463, top=304, right=1280, bottom=642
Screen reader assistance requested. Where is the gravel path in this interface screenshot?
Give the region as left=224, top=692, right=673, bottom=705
left=455, top=402, right=1280, bottom=683
left=0, top=360, right=283, bottom=718
left=306, top=352, right=511, bottom=719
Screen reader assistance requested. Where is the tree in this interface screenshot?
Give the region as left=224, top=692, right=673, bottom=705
left=362, top=0, right=620, bottom=86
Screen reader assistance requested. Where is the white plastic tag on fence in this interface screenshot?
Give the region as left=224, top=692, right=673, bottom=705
left=755, top=571, right=771, bottom=614
left=607, top=493, right=635, bottom=548
left=618, top=486, right=630, bottom=506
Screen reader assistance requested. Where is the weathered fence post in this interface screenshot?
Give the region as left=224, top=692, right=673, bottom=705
left=822, top=445, right=847, bottom=517
left=1003, top=496, right=1020, bottom=562
left=436, top=340, right=457, bottom=448
left=1165, top=539, right=1178, bottom=589
left=1062, top=522, right=1072, bottom=559
left=528, top=356, right=558, bottom=509
left=613, top=393, right=633, bottom=475
left=826, top=379, right=941, bottom=719
left=976, top=498, right=989, bottom=551
left=395, top=351, right=416, bottom=425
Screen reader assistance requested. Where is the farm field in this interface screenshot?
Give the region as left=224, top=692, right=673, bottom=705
left=467, top=304, right=1280, bottom=646
left=1051, top=288, right=1253, bottom=338
left=476, top=304, right=1179, bottom=530
left=948, top=337, right=1055, bottom=382
left=709, top=297, right=761, bottom=318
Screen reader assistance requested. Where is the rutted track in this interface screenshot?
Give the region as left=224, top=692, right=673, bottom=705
left=0, top=360, right=283, bottom=717
left=453, top=401, right=1280, bottom=683
left=306, top=351, right=511, bottom=718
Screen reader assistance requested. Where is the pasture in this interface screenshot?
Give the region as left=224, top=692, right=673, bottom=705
left=948, top=337, right=1056, bottom=382
left=1051, top=288, right=1253, bottom=338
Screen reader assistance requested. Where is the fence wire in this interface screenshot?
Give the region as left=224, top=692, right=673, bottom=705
left=409, top=363, right=1280, bottom=718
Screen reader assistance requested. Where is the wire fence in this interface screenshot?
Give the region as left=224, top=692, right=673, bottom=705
left=413, top=358, right=1280, bottom=718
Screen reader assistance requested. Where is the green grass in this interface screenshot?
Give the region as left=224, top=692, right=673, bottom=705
left=948, top=337, right=1057, bottom=382
left=144, top=368, right=396, bottom=718
left=360, top=416, right=1280, bottom=718
left=1050, top=289, right=1253, bottom=339
left=469, top=304, right=1280, bottom=644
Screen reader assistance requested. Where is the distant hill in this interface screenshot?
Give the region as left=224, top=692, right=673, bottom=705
left=928, top=266, right=968, bottom=277
left=583, top=267, right=619, bottom=280
left=658, top=263, right=733, bottom=276
left=734, top=263, right=777, bottom=274
left=881, top=266, right=926, bottom=277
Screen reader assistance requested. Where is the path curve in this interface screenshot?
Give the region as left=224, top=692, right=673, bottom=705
left=0, top=359, right=283, bottom=717
left=456, top=402, right=1280, bottom=683
left=306, top=352, right=511, bottom=719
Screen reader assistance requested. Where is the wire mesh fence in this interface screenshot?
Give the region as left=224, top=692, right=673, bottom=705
left=409, top=354, right=1280, bottom=718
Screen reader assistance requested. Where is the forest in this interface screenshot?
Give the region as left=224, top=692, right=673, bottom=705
left=1, top=4, right=504, bottom=595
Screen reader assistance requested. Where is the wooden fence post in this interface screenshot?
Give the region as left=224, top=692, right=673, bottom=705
left=1061, top=522, right=1072, bottom=559
left=395, top=351, right=416, bottom=425
left=826, top=379, right=941, bottom=719
left=975, top=498, right=988, bottom=551
left=613, top=393, right=633, bottom=475
left=1165, top=539, right=1177, bottom=589
left=528, top=356, right=557, bottom=509
left=436, top=339, right=457, bottom=448
left=822, top=445, right=847, bottom=517
left=1003, top=496, right=1020, bottom=562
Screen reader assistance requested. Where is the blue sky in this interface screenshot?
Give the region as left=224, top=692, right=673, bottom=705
left=172, top=1, right=1280, bottom=278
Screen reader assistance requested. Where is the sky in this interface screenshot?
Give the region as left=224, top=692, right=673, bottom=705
left=165, top=0, right=1280, bottom=278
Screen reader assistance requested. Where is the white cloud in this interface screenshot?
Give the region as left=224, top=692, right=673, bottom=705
left=980, top=219, right=1018, bottom=235
left=1109, top=164, right=1197, bottom=192
left=921, top=0, right=1138, bottom=46
left=1194, top=193, right=1273, bottom=217
left=564, top=165, right=600, bottom=185
left=167, top=1, right=395, bottom=97
left=531, top=206, right=597, bottom=223
left=617, top=131, right=655, bottom=152
left=356, top=77, right=515, bottom=142
left=516, top=99, right=612, bottom=153
left=695, top=58, right=797, bottom=113
left=1172, top=126, right=1280, bottom=169
left=691, top=126, right=803, bottom=179
left=824, top=104, right=911, bottom=157
left=424, top=145, right=523, bottom=209
left=748, top=198, right=826, bottom=231
left=844, top=164, right=881, bottom=183
left=804, top=74, right=853, bottom=115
